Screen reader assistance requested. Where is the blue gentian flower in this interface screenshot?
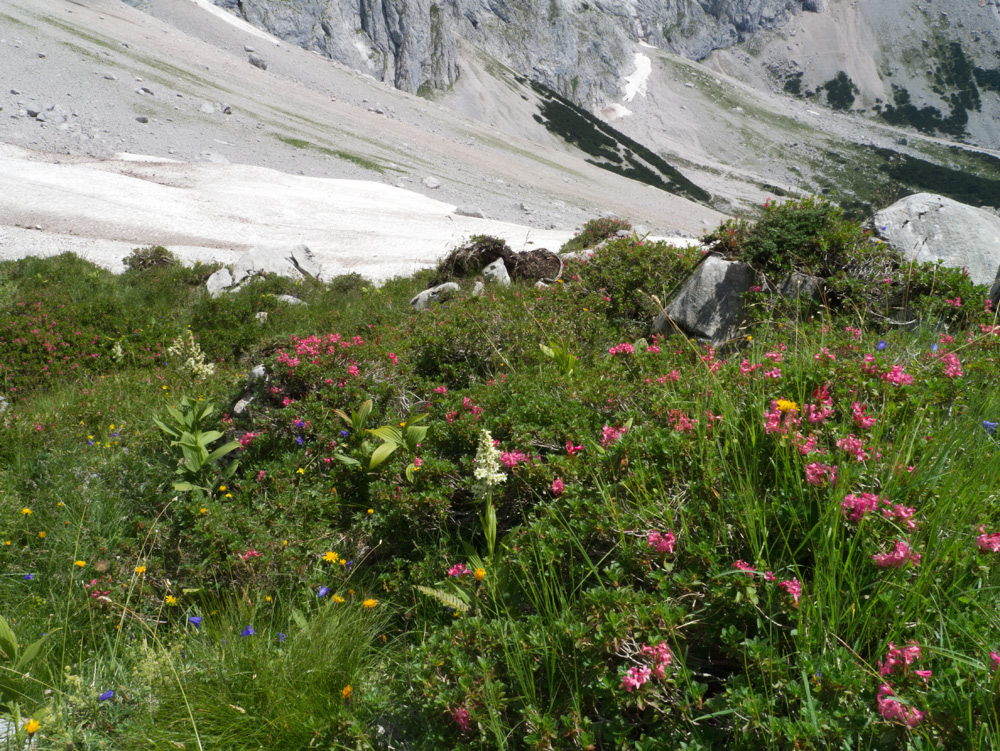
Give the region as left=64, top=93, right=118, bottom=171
left=98, top=690, right=114, bottom=701
left=23, top=574, right=34, bottom=581
left=931, top=343, right=939, bottom=352
left=877, top=340, right=887, bottom=351
left=296, top=435, right=303, bottom=445
left=984, top=420, right=998, bottom=436
left=317, top=586, right=330, bottom=598
left=277, top=632, right=286, bottom=642
left=188, top=616, right=203, bottom=629
left=240, top=626, right=255, bottom=637
left=339, top=430, right=349, bottom=438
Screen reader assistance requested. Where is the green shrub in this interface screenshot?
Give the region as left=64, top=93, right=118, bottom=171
left=122, top=246, right=177, bottom=272
left=560, top=217, right=633, bottom=252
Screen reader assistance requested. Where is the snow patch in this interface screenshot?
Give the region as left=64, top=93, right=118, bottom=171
left=187, top=0, right=282, bottom=46
left=623, top=53, right=651, bottom=103
left=599, top=103, right=633, bottom=121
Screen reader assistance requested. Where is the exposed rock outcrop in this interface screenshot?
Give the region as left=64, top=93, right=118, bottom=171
left=654, top=254, right=755, bottom=345
left=212, top=0, right=818, bottom=104
left=874, top=194, right=1000, bottom=287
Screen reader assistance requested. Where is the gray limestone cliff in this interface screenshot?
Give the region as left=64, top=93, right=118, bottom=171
left=211, top=0, right=820, bottom=103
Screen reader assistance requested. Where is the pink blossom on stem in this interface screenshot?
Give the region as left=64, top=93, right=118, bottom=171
left=880, top=365, right=914, bottom=386
left=732, top=560, right=755, bottom=577
left=641, top=642, right=673, bottom=679
left=842, top=492, right=882, bottom=522
left=805, top=462, right=837, bottom=487
left=452, top=705, right=471, bottom=733
left=608, top=343, right=635, bottom=356
left=990, top=652, right=1000, bottom=671
left=622, top=665, right=652, bottom=693
left=876, top=684, right=925, bottom=727
left=448, top=563, right=471, bottom=577
left=551, top=477, right=565, bottom=496
left=872, top=540, right=922, bottom=568
left=647, top=530, right=676, bottom=555
left=601, top=424, right=627, bottom=446
left=779, top=578, right=802, bottom=605
left=565, top=440, right=583, bottom=455
left=975, top=526, right=1000, bottom=553
left=852, top=402, right=877, bottom=430
left=836, top=434, right=871, bottom=462
left=763, top=571, right=776, bottom=581
left=941, top=352, right=963, bottom=378
left=881, top=502, right=919, bottom=531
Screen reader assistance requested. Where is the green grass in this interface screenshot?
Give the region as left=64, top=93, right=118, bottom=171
left=1, top=206, right=1000, bottom=749
left=271, top=133, right=387, bottom=173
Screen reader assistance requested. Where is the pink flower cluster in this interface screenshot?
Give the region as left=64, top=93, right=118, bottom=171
left=608, top=343, right=635, bottom=356
left=881, top=502, right=918, bottom=530
left=877, top=684, right=925, bottom=727
left=763, top=402, right=800, bottom=435
left=499, top=451, right=533, bottom=468
left=669, top=409, right=696, bottom=432
left=565, top=440, right=583, bottom=455
left=940, top=352, right=963, bottom=378
left=880, top=365, right=914, bottom=386
left=975, top=526, right=1000, bottom=553
left=879, top=641, right=923, bottom=676
left=647, top=530, right=676, bottom=555
left=601, top=424, right=628, bottom=446
left=841, top=492, right=882, bottom=522
left=551, top=477, right=565, bottom=496
left=239, top=431, right=259, bottom=449
left=732, top=560, right=755, bottom=577
left=804, top=462, right=837, bottom=487
left=778, top=578, right=802, bottom=605
left=836, top=434, right=871, bottom=462
left=872, top=540, right=922, bottom=568
left=448, top=563, right=471, bottom=577
left=239, top=549, right=262, bottom=562
left=852, top=402, right=877, bottom=430
left=804, top=384, right=835, bottom=425
left=622, top=642, right=673, bottom=692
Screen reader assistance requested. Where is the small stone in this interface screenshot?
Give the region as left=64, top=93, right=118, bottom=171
left=135, top=116, right=149, bottom=124
left=103, top=73, right=116, bottom=80
left=248, top=53, right=267, bottom=70
left=10, top=89, right=21, bottom=95
left=455, top=206, right=485, bottom=218
left=37, top=52, right=45, bottom=58
left=199, top=101, right=215, bottom=114
left=422, top=176, right=441, bottom=189
left=244, top=45, right=255, bottom=53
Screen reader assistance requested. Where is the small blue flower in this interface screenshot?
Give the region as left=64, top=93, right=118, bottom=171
left=23, top=574, right=34, bottom=581
left=188, top=616, right=203, bottom=629
left=98, top=690, right=114, bottom=702
left=317, top=586, right=330, bottom=598
left=277, top=632, right=286, bottom=642
left=984, top=420, right=998, bottom=436
left=877, top=340, right=887, bottom=351
left=931, top=343, right=939, bottom=352
left=296, top=435, right=303, bottom=446
left=295, top=420, right=305, bottom=428
left=240, top=626, right=255, bottom=637
left=339, top=430, right=349, bottom=438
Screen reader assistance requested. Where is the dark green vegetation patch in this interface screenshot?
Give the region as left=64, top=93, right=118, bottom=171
left=524, top=78, right=711, bottom=204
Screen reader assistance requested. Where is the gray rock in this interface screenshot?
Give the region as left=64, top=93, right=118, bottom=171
left=874, top=193, right=1000, bottom=286
left=35, top=111, right=46, bottom=122
left=454, top=205, right=485, bottom=218
left=249, top=364, right=267, bottom=383
left=520, top=202, right=534, bottom=214
left=103, top=73, right=117, bottom=80
left=233, top=397, right=254, bottom=415
left=654, top=254, right=754, bottom=344
left=233, top=247, right=302, bottom=284
left=244, top=45, right=256, bottom=53
left=422, top=176, right=441, bottom=189
left=26, top=107, right=40, bottom=118
left=290, top=244, right=323, bottom=279
left=276, top=294, right=306, bottom=305
left=990, top=268, right=1000, bottom=311
left=135, top=116, right=149, bottom=124
left=779, top=272, right=822, bottom=300
left=139, top=86, right=154, bottom=95
left=206, top=268, right=234, bottom=297
left=10, top=89, right=21, bottom=95
left=482, top=258, right=511, bottom=286
left=410, top=282, right=460, bottom=311
left=199, top=101, right=216, bottom=114
left=0, top=394, right=8, bottom=413
left=472, top=280, right=485, bottom=296
left=248, top=53, right=268, bottom=70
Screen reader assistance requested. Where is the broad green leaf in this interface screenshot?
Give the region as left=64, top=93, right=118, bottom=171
left=369, top=442, right=398, bottom=470
left=404, top=426, right=428, bottom=452
left=206, top=440, right=241, bottom=465
left=367, top=426, right=402, bottom=444
left=16, top=630, right=55, bottom=673
left=199, top=430, right=224, bottom=446
left=333, top=452, right=361, bottom=468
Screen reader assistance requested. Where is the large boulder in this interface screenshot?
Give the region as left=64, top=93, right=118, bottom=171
left=654, top=254, right=754, bottom=344
left=874, top=194, right=1000, bottom=286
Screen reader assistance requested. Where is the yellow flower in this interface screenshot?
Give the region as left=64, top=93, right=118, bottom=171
left=362, top=598, right=378, bottom=609
left=225, top=493, right=232, bottom=499
left=265, top=595, right=272, bottom=603
left=200, top=507, right=208, bottom=515
left=339, top=559, right=346, bottom=567
left=162, top=385, right=167, bottom=390
left=775, top=399, right=799, bottom=413
left=38, top=531, right=47, bottom=539
left=367, top=508, right=374, bottom=515
left=296, top=467, right=305, bottom=474
left=24, top=719, right=40, bottom=736
left=135, top=565, right=147, bottom=574
left=341, top=685, right=353, bottom=700
left=218, top=485, right=227, bottom=492
left=323, top=551, right=339, bottom=564
left=332, top=595, right=345, bottom=604
left=57, top=502, right=64, bottom=507
left=21, top=508, right=31, bottom=516
left=73, top=560, right=86, bottom=568
left=282, top=539, right=288, bottom=547
left=5, top=540, right=11, bottom=546
left=165, top=595, right=178, bottom=606
left=474, top=568, right=486, bottom=582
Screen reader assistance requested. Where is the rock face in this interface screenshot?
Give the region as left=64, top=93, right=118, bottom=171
left=654, top=254, right=755, bottom=344
left=207, top=245, right=325, bottom=296
left=212, top=0, right=815, bottom=103
left=410, top=282, right=460, bottom=311
left=874, top=194, right=1000, bottom=287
